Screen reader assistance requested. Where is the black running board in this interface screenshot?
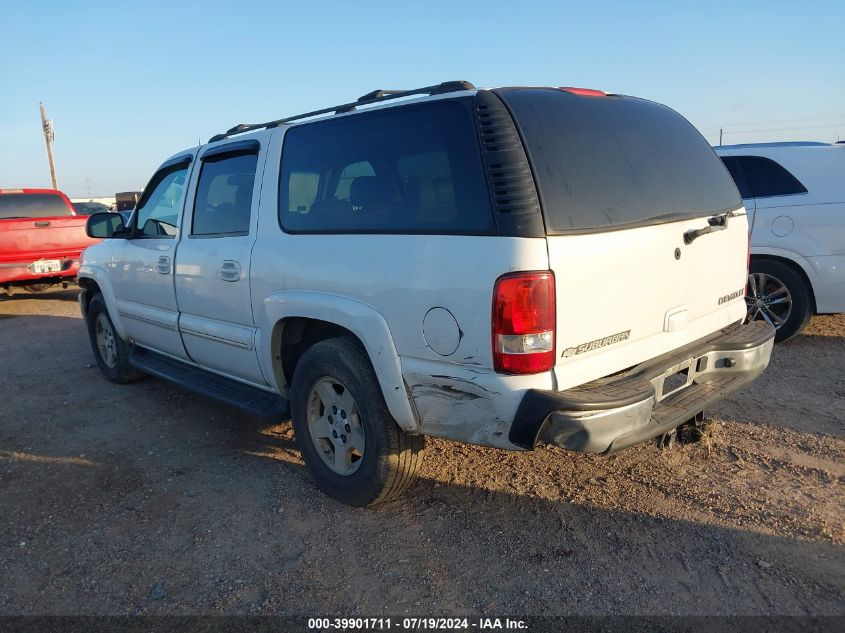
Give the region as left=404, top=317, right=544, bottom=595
left=129, top=346, right=289, bottom=420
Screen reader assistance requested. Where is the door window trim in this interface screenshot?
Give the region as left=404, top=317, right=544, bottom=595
left=188, top=141, right=261, bottom=239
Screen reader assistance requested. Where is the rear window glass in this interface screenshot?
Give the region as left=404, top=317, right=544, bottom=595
left=499, top=89, right=741, bottom=233
left=720, top=157, right=753, bottom=199
left=731, top=156, right=808, bottom=198
left=73, top=201, right=112, bottom=215
left=278, top=100, right=494, bottom=234
left=0, top=193, right=73, bottom=219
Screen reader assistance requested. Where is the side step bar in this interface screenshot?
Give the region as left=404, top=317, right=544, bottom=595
left=129, top=347, right=289, bottom=421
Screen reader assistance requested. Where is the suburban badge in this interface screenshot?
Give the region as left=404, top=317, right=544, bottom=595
left=562, top=330, right=631, bottom=358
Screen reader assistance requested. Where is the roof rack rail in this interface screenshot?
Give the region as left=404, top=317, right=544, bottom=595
left=208, top=80, right=475, bottom=143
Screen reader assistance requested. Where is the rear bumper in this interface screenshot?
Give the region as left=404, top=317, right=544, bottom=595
left=0, top=258, right=79, bottom=286
left=510, top=321, right=775, bottom=454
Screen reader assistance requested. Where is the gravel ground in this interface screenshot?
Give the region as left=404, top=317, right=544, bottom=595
left=0, top=287, right=842, bottom=616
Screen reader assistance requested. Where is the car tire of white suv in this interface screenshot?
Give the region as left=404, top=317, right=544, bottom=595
left=290, top=336, right=425, bottom=506
left=85, top=294, right=146, bottom=384
left=747, top=259, right=813, bottom=343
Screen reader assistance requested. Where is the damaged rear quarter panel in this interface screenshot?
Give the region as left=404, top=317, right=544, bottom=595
left=402, top=357, right=554, bottom=450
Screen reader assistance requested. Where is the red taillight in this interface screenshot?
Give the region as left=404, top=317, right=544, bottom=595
left=492, top=271, right=555, bottom=374
left=559, top=87, right=606, bottom=97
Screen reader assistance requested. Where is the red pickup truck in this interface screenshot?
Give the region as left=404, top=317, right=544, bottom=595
left=0, top=188, right=100, bottom=295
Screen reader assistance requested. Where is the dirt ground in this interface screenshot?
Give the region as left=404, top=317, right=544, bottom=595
left=0, top=287, right=842, bottom=616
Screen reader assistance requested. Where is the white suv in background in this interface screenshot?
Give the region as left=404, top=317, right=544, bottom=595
left=716, top=142, right=845, bottom=341
left=78, top=82, right=774, bottom=505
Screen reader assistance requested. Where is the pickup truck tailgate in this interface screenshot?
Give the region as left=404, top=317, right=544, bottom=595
left=0, top=216, right=98, bottom=283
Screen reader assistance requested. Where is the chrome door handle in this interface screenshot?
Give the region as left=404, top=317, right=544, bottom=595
left=220, top=260, right=241, bottom=282
left=156, top=256, right=171, bottom=274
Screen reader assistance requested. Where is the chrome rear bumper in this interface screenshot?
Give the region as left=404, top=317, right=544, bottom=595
left=509, top=321, right=775, bottom=454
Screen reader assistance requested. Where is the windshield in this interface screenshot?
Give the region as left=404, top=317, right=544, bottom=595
left=498, top=89, right=741, bottom=233
left=0, top=193, right=74, bottom=219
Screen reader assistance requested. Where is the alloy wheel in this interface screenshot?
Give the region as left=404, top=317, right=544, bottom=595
left=746, top=272, right=792, bottom=330
left=95, top=312, right=118, bottom=368
left=306, top=377, right=366, bottom=475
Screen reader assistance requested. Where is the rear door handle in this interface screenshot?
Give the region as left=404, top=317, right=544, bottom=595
left=156, top=256, right=172, bottom=274
left=684, top=213, right=730, bottom=244
left=220, top=260, right=241, bottom=282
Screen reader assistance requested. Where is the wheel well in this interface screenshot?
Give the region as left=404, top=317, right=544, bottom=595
left=751, top=255, right=817, bottom=313
left=77, top=278, right=102, bottom=313
left=276, top=318, right=363, bottom=389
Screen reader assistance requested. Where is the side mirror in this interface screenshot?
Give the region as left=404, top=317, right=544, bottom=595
left=86, top=212, right=127, bottom=239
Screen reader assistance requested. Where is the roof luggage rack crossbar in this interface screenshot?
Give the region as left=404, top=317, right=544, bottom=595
left=208, top=80, right=475, bottom=142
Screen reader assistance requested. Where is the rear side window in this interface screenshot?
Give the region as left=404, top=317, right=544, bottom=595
left=730, top=156, right=808, bottom=198
left=278, top=100, right=494, bottom=234
left=192, top=153, right=258, bottom=236
left=720, top=157, right=753, bottom=199
left=0, top=193, right=73, bottom=219
left=498, top=89, right=742, bottom=233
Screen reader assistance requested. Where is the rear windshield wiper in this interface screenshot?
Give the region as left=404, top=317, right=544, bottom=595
left=684, top=212, right=735, bottom=245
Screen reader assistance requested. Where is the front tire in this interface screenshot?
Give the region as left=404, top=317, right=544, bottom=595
left=290, top=337, right=424, bottom=506
left=746, top=259, right=812, bottom=343
left=86, top=294, right=145, bottom=383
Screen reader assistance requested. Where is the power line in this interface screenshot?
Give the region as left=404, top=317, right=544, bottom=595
left=713, top=122, right=844, bottom=136
left=698, top=114, right=845, bottom=133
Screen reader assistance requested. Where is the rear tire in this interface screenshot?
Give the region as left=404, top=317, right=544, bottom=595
left=290, top=336, right=424, bottom=506
left=86, top=294, right=145, bottom=383
left=746, top=259, right=812, bottom=343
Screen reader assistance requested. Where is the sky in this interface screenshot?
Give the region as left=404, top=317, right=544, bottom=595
left=1, top=0, right=843, bottom=198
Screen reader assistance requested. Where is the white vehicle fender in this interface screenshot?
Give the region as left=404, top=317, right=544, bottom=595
left=77, top=262, right=128, bottom=339
left=257, top=291, right=418, bottom=431
left=750, top=245, right=822, bottom=299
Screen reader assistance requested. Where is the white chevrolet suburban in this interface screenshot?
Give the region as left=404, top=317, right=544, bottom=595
left=78, top=81, right=775, bottom=506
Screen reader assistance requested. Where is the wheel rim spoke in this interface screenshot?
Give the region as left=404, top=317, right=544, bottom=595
left=314, top=381, right=336, bottom=408
left=763, top=307, right=783, bottom=327
left=349, top=427, right=365, bottom=453
left=767, top=286, right=789, bottom=300
left=765, top=297, right=790, bottom=306
left=748, top=274, right=759, bottom=299
left=310, top=415, right=333, bottom=440
left=338, top=388, right=356, bottom=414
left=334, top=444, right=352, bottom=470
left=760, top=309, right=775, bottom=329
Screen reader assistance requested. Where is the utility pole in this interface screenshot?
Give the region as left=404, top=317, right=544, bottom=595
left=39, top=102, right=58, bottom=189
left=719, top=128, right=723, bottom=146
